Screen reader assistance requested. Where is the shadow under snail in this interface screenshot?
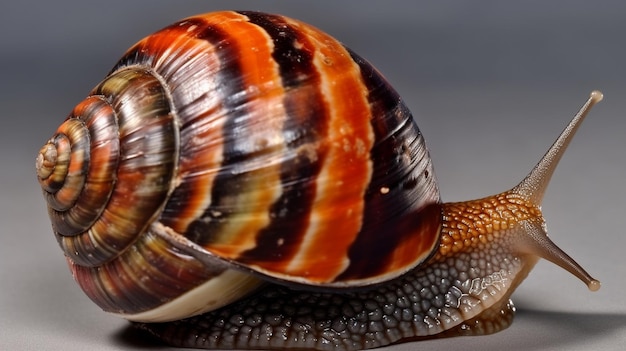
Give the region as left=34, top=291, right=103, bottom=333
left=35, top=10, right=603, bottom=351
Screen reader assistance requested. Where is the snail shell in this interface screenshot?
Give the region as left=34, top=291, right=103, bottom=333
left=36, top=11, right=601, bottom=351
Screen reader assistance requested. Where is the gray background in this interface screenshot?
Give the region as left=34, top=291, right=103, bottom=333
left=1, top=0, right=625, bottom=350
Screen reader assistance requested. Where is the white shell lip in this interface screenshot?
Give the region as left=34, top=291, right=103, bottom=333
left=114, top=269, right=263, bottom=323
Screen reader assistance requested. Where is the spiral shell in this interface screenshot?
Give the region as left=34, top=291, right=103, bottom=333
left=37, top=11, right=440, bottom=321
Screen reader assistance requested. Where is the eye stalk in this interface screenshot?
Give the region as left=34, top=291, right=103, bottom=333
left=513, top=91, right=603, bottom=204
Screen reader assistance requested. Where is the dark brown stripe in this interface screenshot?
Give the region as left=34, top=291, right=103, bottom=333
left=338, top=50, right=440, bottom=281
left=235, top=12, right=329, bottom=266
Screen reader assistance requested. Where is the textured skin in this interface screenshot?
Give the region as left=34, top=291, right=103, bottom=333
left=139, top=258, right=523, bottom=351
left=138, top=194, right=539, bottom=350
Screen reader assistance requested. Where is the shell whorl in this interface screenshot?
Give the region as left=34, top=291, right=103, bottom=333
left=37, top=69, right=179, bottom=267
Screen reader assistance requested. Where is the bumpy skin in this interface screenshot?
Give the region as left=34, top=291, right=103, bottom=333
left=138, top=193, right=539, bottom=350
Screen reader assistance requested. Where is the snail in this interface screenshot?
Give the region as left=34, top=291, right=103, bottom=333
left=35, top=10, right=603, bottom=351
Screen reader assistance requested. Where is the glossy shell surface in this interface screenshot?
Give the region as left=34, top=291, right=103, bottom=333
left=37, top=11, right=440, bottom=318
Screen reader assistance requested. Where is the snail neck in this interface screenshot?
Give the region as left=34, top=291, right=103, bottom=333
left=437, top=192, right=599, bottom=291
left=437, top=192, right=541, bottom=259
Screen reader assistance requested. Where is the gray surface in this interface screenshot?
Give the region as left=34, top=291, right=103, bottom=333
left=2, top=0, right=625, bottom=350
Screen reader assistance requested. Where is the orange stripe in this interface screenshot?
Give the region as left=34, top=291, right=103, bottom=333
left=284, top=18, right=374, bottom=281
left=197, top=12, right=286, bottom=257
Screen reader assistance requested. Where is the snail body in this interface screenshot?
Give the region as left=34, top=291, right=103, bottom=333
left=37, top=11, right=601, bottom=351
